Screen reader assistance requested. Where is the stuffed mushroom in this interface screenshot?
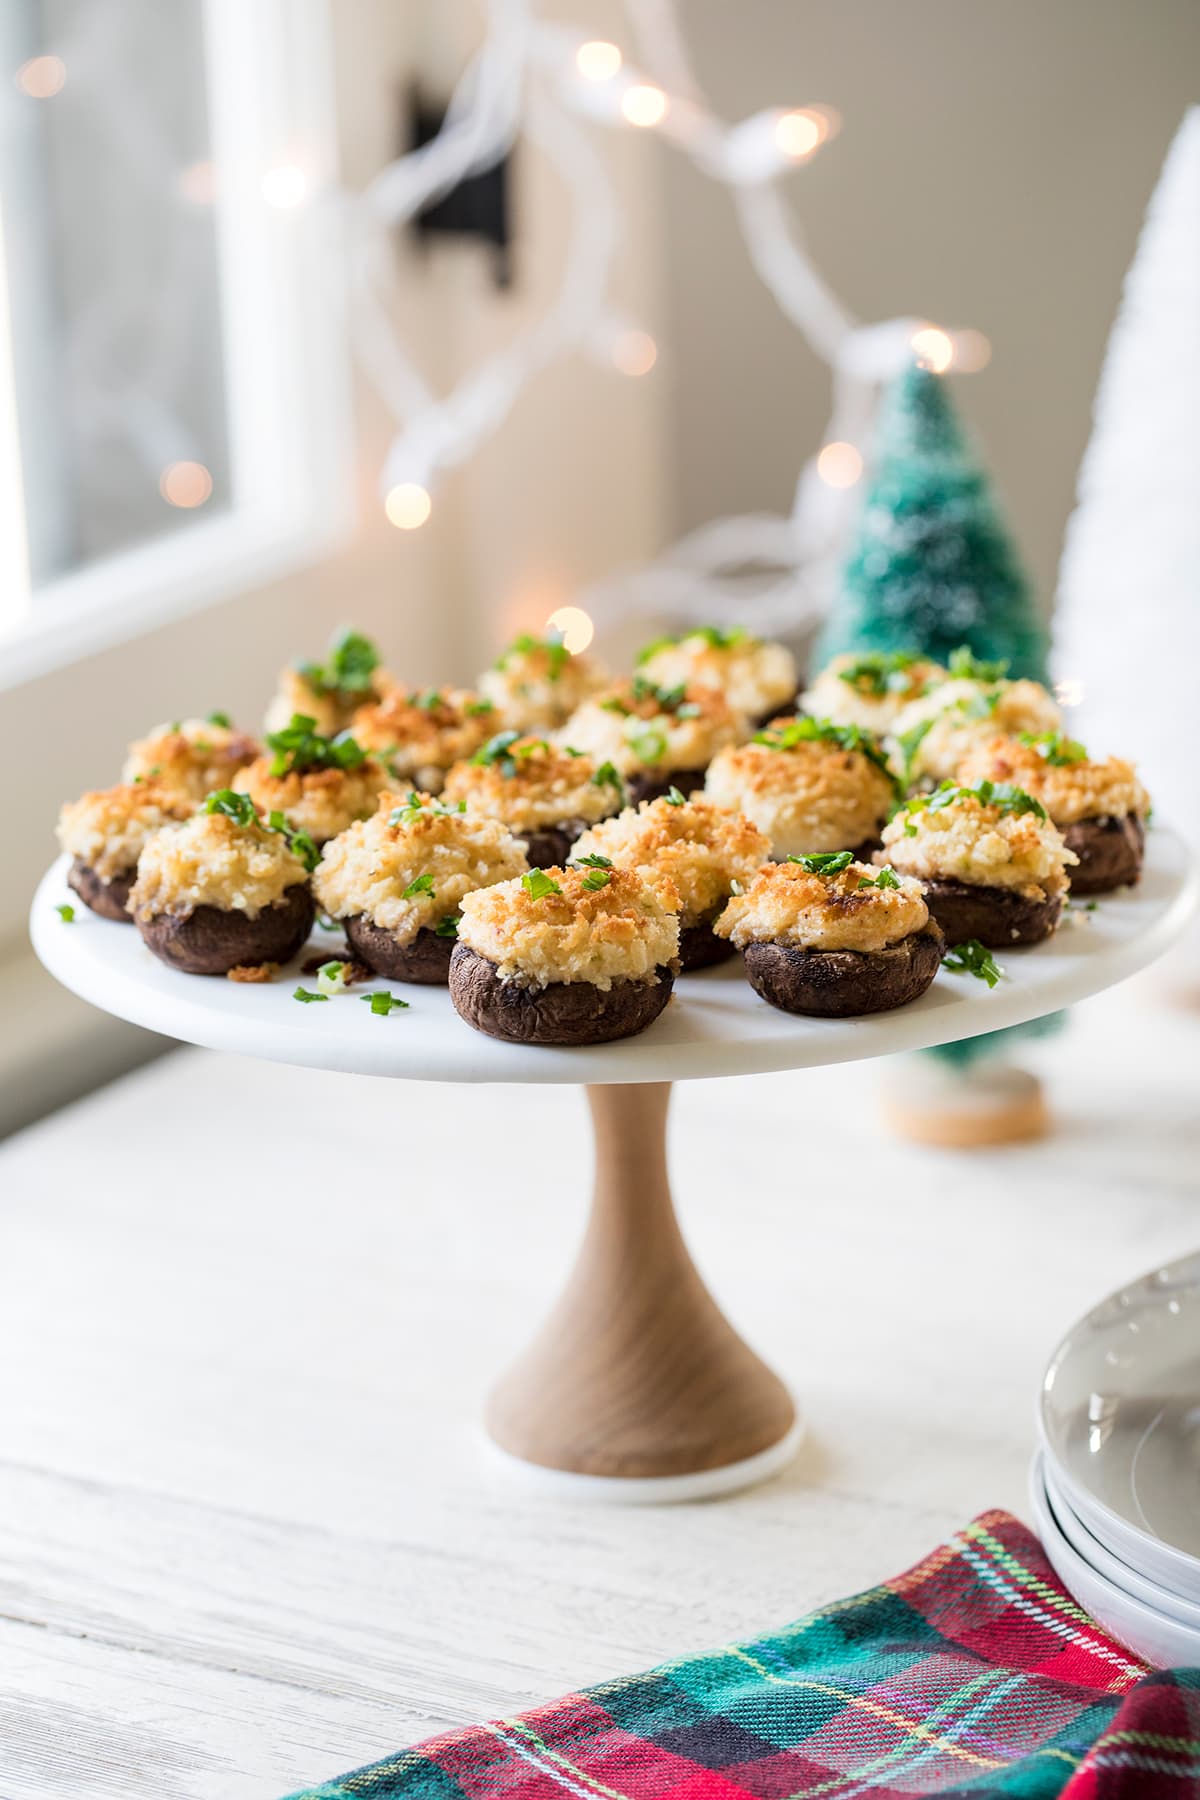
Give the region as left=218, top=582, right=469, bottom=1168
left=56, top=781, right=193, bottom=921
left=313, top=792, right=528, bottom=984
left=635, top=626, right=797, bottom=727
left=449, top=863, right=679, bottom=1046
left=441, top=732, right=624, bottom=868
left=560, top=675, right=743, bottom=805
left=888, top=654, right=1061, bottom=788
left=714, top=852, right=944, bottom=1017
left=264, top=627, right=393, bottom=736
left=880, top=778, right=1078, bottom=947
left=123, top=715, right=260, bottom=802
left=233, top=714, right=389, bottom=846
left=957, top=732, right=1151, bottom=895
left=800, top=649, right=946, bottom=733
left=477, top=632, right=607, bottom=733
left=129, top=790, right=316, bottom=975
left=704, top=716, right=897, bottom=861
left=571, top=790, right=769, bottom=971
left=350, top=686, right=497, bottom=793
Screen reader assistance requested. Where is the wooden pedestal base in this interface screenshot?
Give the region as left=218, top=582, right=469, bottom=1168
left=485, top=1083, right=798, bottom=1499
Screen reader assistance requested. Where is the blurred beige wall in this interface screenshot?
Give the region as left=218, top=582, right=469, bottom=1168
left=657, top=0, right=1200, bottom=611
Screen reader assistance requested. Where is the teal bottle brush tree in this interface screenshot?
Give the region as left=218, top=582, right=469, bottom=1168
left=816, top=360, right=1048, bottom=682
left=821, top=359, right=1058, bottom=1089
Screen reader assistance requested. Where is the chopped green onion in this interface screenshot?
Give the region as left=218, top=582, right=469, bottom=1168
left=361, top=990, right=409, bottom=1015
left=298, top=627, right=380, bottom=698
left=629, top=728, right=668, bottom=764
left=664, top=786, right=686, bottom=806
left=581, top=870, right=611, bottom=890
left=947, top=646, right=1010, bottom=682
left=754, top=715, right=897, bottom=790
left=941, top=940, right=1003, bottom=988
left=1019, top=729, right=1088, bottom=766
left=592, top=760, right=622, bottom=790
left=265, top=713, right=367, bottom=778
left=55, top=902, right=75, bottom=922
left=522, top=869, right=562, bottom=900
left=403, top=873, right=436, bottom=899
left=434, top=913, right=460, bottom=938
left=316, top=961, right=349, bottom=997
left=206, top=710, right=232, bottom=728
left=204, top=789, right=259, bottom=828
left=293, top=986, right=328, bottom=1004
left=857, top=866, right=900, bottom=889
left=787, top=850, right=855, bottom=875
left=572, top=852, right=612, bottom=869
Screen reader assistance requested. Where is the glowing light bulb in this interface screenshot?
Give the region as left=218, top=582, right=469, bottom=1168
left=16, top=55, right=65, bottom=98
left=611, top=329, right=657, bottom=377
left=774, top=110, right=821, bottom=160
left=1054, top=678, right=1085, bottom=708
left=546, top=606, right=595, bottom=654
left=621, top=84, right=668, bottom=128
left=261, top=164, right=309, bottom=209
left=911, top=327, right=954, bottom=373
left=816, top=442, right=863, bottom=489
left=576, top=40, right=622, bottom=82
left=385, top=483, right=432, bottom=530
left=159, top=462, right=213, bottom=509
left=952, top=329, right=992, bottom=373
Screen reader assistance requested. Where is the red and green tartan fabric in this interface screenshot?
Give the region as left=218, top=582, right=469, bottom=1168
left=288, top=1511, right=1200, bottom=1800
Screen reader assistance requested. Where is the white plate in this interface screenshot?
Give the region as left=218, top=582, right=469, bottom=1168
left=1029, top=1452, right=1200, bottom=1671
left=1040, top=1250, right=1200, bottom=1601
left=1041, top=1453, right=1200, bottom=1629
left=30, top=829, right=1196, bottom=1085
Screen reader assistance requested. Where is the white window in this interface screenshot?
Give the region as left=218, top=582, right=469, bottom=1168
left=0, top=0, right=351, bottom=685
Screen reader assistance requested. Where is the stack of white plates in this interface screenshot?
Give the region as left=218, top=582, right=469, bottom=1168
left=1033, top=1250, right=1200, bottom=1668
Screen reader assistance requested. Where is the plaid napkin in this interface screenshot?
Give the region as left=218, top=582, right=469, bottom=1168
left=288, top=1511, right=1200, bottom=1799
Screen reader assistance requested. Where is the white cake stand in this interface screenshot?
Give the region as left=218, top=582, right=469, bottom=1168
left=31, top=832, right=1197, bottom=1502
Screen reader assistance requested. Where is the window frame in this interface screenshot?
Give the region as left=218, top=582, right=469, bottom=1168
left=0, top=0, right=354, bottom=692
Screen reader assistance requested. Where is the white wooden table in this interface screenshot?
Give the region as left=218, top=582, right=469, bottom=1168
left=0, top=977, right=1197, bottom=1799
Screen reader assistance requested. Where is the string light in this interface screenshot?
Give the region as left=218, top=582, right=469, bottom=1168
left=620, top=84, right=668, bottom=128
left=15, top=55, right=66, bottom=98
left=385, top=482, right=432, bottom=530
left=816, top=442, right=863, bottom=488
left=159, top=461, right=213, bottom=508
left=261, top=165, right=309, bottom=209
left=911, top=326, right=955, bottom=373
left=774, top=110, right=822, bottom=160
left=546, top=605, right=595, bottom=653
left=611, top=328, right=658, bottom=376
left=576, top=40, right=622, bottom=83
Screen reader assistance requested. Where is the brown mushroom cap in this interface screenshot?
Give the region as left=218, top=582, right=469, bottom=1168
left=344, top=914, right=455, bottom=985
left=921, top=879, right=1061, bottom=947
left=449, top=943, right=674, bottom=1045
left=136, top=885, right=314, bottom=976
left=677, top=919, right=737, bottom=972
left=1061, top=814, right=1144, bottom=895
left=741, top=921, right=944, bottom=1017
left=68, top=859, right=136, bottom=923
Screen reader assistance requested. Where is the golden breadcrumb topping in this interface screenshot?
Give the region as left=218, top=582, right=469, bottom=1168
left=572, top=795, right=769, bottom=926
left=478, top=640, right=607, bottom=732
left=57, top=782, right=193, bottom=882
left=350, top=688, right=496, bottom=790
left=441, top=737, right=623, bottom=831
left=560, top=679, right=743, bottom=775
left=955, top=736, right=1151, bottom=826
left=263, top=664, right=395, bottom=736
left=704, top=732, right=895, bottom=858
left=312, top=796, right=528, bottom=943
left=123, top=719, right=260, bottom=802
left=457, top=865, right=679, bottom=989
left=637, top=632, right=796, bottom=720
left=880, top=790, right=1077, bottom=899
left=233, top=757, right=390, bottom=844
left=715, top=859, right=929, bottom=953
left=889, top=678, right=1061, bottom=784
left=801, top=653, right=946, bottom=731
left=130, top=809, right=310, bottom=919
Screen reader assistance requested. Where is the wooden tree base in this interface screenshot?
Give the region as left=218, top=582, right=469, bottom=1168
left=485, top=1083, right=799, bottom=1497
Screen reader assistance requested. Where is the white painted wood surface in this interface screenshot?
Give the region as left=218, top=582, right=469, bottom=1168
left=0, top=978, right=1197, bottom=1799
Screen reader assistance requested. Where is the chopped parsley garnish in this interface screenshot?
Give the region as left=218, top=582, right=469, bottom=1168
left=434, top=913, right=460, bottom=938
left=573, top=852, right=613, bottom=868
left=205, top=788, right=259, bottom=828
left=266, top=713, right=367, bottom=778
left=495, top=632, right=570, bottom=680
left=857, top=866, right=900, bottom=889
left=298, top=627, right=380, bottom=699
left=900, top=778, right=1047, bottom=831
left=836, top=649, right=924, bottom=696
left=787, top=850, right=855, bottom=875
left=635, top=624, right=748, bottom=664
left=403, top=873, right=435, bottom=899
left=293, top=986, right=329, bottom=1004
left=755, top=716, right=897, bottom=789
left=1020, top=729, right=1088, bottom=766
left=206, top=710, right=232, bottom=728
left=592, top=761, right=623, bottom=791
left=522, top=869, right=562, bottom=900
left=471, top=728, right=522, bottom=776
left=572, top=851, right=613, bottom=890
left=947, top=646, right=1010, bottom=682
left=361, top=990, right=409, bottom=1015
left=54, top=902, right=75, bottom=922
left=941, top=939, right=1003, bottom=988
left=664, top=786, right=686, bottom=806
